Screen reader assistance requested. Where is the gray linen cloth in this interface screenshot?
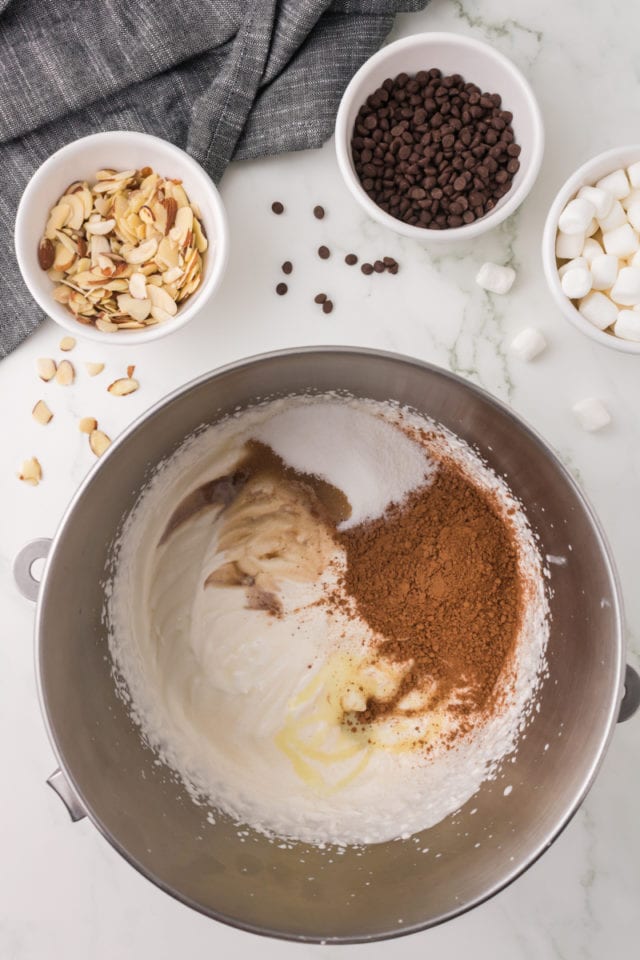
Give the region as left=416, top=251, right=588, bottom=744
left=0, top=0, right=427, bottom=357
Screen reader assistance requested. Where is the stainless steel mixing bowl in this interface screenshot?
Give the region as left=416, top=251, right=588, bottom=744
left=14, top=348, right=640, bottom=943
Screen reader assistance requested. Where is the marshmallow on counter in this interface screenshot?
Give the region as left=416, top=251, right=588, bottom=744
left=558, top=197, right=595, bottom=235
left=558, top=256, right=587, bottom=277
left=577, top=185, right=613, bottom=220
left=561, top=265, right=592, bottom=299
left=596, top=168, right=630, bottom=200
left=610, top=266, right=640, bottom=305
left=625, top=200, right=640, bottom=232
left=510, top=327, right=547, bottom=361
left=602, top=223, right=639, bottom=258
left=572, top=397, right=611, bottom=432
left=590, top=253, right=618, bottom=291
left=475, top=262, right=516, bottom=295
left=614, top=309, right=640, bottom=341
left=628, top=161, right=640, bottom=189
left=581, top=237, right=604, bottom=262
left=578, top=290, right=618, bottom=329
left=597, top=199, right=626, bottom=232
left=556, top=231, right=584, bottom=259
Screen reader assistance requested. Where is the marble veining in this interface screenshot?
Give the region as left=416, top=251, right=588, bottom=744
left=1, top=0, right=639, bottom=957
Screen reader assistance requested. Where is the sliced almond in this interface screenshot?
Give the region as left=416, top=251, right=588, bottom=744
left=149, top=305, right=172, bottom=324
left=124, top=237, right=158, bottom=264
left=32, top=400, right=53, bottom=424
left=169, top=205, right=193, bottom=245
left=162, top=197, right=178, bottom=234
left=55, top=359, right=75, bottom=386
left=117, top=320, right=145, bottom=329
left=128, top=272, right=147, bottom=299
left=84, top=218, right=116, bottom=235
left=44, top=202, right=71, bottom=239
left=79, top=416, right=97, bottom=434
left=59, top=336, right=76, bottom=352
left=53, top=242, right=76, bottom=272
left=38, top=238, right=55, bottom=270
left=18, top=457, right=42, bottom=485
left=37, top=357, right=57, bottom=381
left=108, top=377, right=139, bottom=396
left=126, top=365, right=136, bottom=378
left=95, top=168, right=117, bottom=181
left=147, top=284, right=177, bottom=316
left=116, top=294, right=151, bottom=322
left=52, top=285, right=71, bottom=305
left=64, top=193, right=85, bottom=231
left=85, top=362, right=105, bottom=377
left=89, top=429, right=111, bottom=457
left=96, top=318, right=119, bottom=333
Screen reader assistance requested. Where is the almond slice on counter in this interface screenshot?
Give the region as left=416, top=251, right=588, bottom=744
left=36, top=358, right=57, bottom=381
left=32, top=400, right=53, bottom=424
left=85, top=362, right=105, bottom=377
left=59, top=336, right=76, bottom=352
left=89, top=429, right=111, bottom=457
left=79, top=417, right=97, bottom=434
left=18, top=457, right=42, bottom=485
left=55, top=359, right=75, bottom=385
left=107, top=377, right=139, bottom=396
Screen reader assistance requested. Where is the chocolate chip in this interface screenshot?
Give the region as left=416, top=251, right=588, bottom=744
left=322, top=299, right=334, bottom=314
left=275, top=282, right=288, bottom=295
left=281, top=261, right=292, bottom=275
left=350, top=70, right=520, bottom=231
left=345, top=253, right=358, bottom=265
left=314, top=293, right=327, bottom=304
left=361, top=262, right=374, bottom=275
left=271, top=201, right=284, bottom=215
left=318, top=245, right=330, bottom=259
left=313, top=205, right=325, bottom=219
left=373, top=260, right=385, bottom=273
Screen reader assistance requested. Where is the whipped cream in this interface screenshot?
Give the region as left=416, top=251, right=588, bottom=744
left=106, top=395, right=549, bottom=846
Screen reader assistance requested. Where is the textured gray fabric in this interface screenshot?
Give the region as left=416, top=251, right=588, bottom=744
left=0, top=0, right=428, bottom=357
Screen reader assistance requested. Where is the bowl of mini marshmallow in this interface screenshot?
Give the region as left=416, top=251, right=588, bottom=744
left=542, top=145, right=640, bottom=353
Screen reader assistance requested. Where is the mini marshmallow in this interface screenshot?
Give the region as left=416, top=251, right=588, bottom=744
left=627, top=160, right=640, bottom=189
left=561, top=265, right=592, bottom=299
left=577, top=185, right=613, bottom=220
left=585, top=218, right=598, bottom=237
left=578, top=290, right=618, bottom=329
left=572, top=398, right=611, bottom=432
left=558, top=197, right=596, bottom=235
left=475, top=262, right=516, bottom=295
left=556, top=231, right=584, bottom=259
left=510, top=327, right=547, bottom=361
left=610, top=266, right=640, bottom=305
left=581, top=238, right=604, bottom=262
left=558, top=256, right=587, bottom=278
left=626, top=200, right=640, bottom=232
left=614, top=309, right=640, bottom=341
left=590, top=253, right=618, bottom=290
left=629, top=249, right=640, bottom=268
left=596, top=168, right=630, bottom=200
left=602, top=223, right=639, bottom=258
left=597, top=199, right=626, bottom=232
left=621, top=187, right=640, bottom=210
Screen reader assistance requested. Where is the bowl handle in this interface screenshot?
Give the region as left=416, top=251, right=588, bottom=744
left=47, top=769, right=87, bottom=822
left=13, top=538, right=52, bottom=601
left=619, top=664, right=640, bottom=723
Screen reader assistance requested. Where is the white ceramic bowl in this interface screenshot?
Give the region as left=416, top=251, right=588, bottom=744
left=15, top=131, right=229, bottom=345
left=542, top=144, right=640, bottom=354
left=335, top=32, right=544, bottom=242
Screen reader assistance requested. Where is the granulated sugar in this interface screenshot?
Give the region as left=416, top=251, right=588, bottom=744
left=253, top=401, right=435, bottom=529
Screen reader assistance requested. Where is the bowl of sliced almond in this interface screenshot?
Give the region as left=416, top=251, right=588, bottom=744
left=15, top=130, right=229, bottom=343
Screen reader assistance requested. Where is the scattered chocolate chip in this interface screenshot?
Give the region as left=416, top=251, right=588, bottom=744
left=345, top=253, right=358, bottom=265
left=271, top=201, right=284, bottom=214
left=313, top=205, right=325, bottom=219
left=318, top=245, right=330, bottom=259
left=275, top=282, right=288, bottom=295
left=281, top=260, right=293, bottom=275
left=322, top=299, right=334, bottom=314
left=373, top=260, right=385, bottom=273
left=314, top=293, right=327, bottom=304
left=361, top=262, right=374, bottom=275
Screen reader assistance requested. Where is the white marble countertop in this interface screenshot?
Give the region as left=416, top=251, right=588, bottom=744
left=2, top=1, right=639, bottom=957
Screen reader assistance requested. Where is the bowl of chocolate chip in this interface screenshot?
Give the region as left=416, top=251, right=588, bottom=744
left=335, top=32, right=544, bottom=240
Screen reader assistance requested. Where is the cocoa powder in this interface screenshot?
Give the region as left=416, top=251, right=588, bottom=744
left=335, top=457, right=523, bottom=718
